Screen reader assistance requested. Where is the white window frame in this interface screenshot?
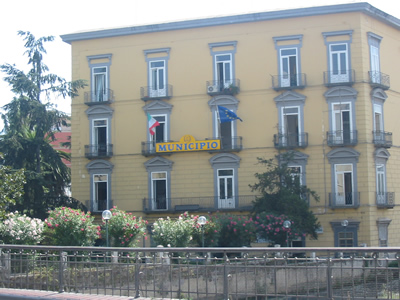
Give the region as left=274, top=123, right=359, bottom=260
left=332, top=102, right=353, bottom=143
left=93, top=174, right=108, bottom=212
left=281, top=106, right=301, bottom=146
left=280, top=48, right=299, bottom=87
left=92, top=66, right=108, bottom=102
left=376, top=164, right=386, bottom=205
left=149, top=60, right=166, bottom=97
left=151, top=171, right=168, bottom=210
left=329, top=43, right=349, bottom=83
left=215, top=54, right=233, bottom=88
left=217, top=168, right=235, bottom=209
left=92, top=118, right=108, bottom=156
left=334, top=164, right=354, bottom=206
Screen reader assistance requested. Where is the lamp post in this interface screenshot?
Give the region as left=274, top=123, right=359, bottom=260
left=198, top=216, right=207, bottom=249
left=341, top=219, right=349, bottom=247
left=102, top=210, right=112, bottom=247
left=283, top=220, right=292, bottom=248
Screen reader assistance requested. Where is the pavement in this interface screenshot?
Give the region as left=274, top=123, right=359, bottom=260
left=0, top=288, right=171, bottom=300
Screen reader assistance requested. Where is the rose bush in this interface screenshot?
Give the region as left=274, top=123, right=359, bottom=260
left=103, top=207, right=147, bottom=247
left=152, top=213, right=194, bottom=247
left=44, top=207, right=100, bottom=246
left=0, top=211, right=44, bottom=245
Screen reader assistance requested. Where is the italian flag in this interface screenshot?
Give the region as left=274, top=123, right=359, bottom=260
left=147, top=113, right=160, bottom=135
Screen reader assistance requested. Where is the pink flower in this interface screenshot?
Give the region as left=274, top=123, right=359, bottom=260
left=81, top=228, right=84, bottom=231
left=56, top=224, right=59, bottom=227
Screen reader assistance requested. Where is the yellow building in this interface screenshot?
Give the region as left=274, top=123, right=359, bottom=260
left=61, top=2, right=400, bottom=247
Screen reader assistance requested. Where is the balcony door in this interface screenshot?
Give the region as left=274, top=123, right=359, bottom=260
left=376, top=164, right=386, bottom=205
left=215, top=54, right=232, bottom=89
left=330, top=44, right=349, bottom=83
left=282, top=106, right=300, bottom=147
left=332, top=103, right=351, bottom=144
left=93, top=174, right=108, bottom=211
left=335, top=164, right=353, bottom=205
left=280, top=48, right=298, bottom=87
left=93, top=67, right=108, bottom=102
left=151, top=172, right=167, bottom=210
left=370, top=45, right=380, bottom=84
left=218, top=169, right=235, bottom=209
left=92, top=119, right=108, bottom=156
left=150, top=60, right=166, bottom=97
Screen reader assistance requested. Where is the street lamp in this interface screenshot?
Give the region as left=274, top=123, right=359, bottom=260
left=341, top=219, right=349, bottom=247
left=283, top=220, right=292, bottom=248
left=102, top=210, right=112, bottom=247
left=198, top=216, right=207, bottom=248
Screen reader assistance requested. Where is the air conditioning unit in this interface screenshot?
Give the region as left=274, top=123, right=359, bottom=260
left=208, top=85, right=219, bottom=93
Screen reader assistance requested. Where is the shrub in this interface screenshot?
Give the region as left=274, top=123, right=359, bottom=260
left=103, top=207, right=147, bottom=247
left=44, top=207, right=100, bottom=246
left=0, top=211, right=44, bottom=245
left=152, top=213, right=194, bottom=247
left=191, top=215, right=220, bottom=247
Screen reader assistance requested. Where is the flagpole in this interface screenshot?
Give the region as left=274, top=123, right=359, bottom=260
left=216, top=104, right=222, bottom=140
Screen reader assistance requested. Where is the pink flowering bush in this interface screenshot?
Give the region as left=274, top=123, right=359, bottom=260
left=44, top=207, right=100, bottom=246
left=152, top=213, right=195, bottom=247
left=254, top=212, right=302, bottom=246
left=191, top=214, right=220, bottom=247
left=0, top=211, right=44, bottom=245
left=103, top=207, right=147, bottom=247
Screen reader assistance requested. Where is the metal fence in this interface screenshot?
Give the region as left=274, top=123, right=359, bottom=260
left=1, top=245, right=400, bottom=299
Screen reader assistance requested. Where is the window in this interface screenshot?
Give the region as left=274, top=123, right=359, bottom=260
left=210, top=153, right=240, bottom=209
left=323, top=30, right=353, bottom=85
left=288, top=166, right=302, bottom=185
left=325, top=86, right=358, bottom=146
left=371, top=89, right=391, bottom=147
left=86, top=105, right=113, bottom=158
left=217, top=169, right=234, bottom=208
left=377, top=218, right=391, bottom=247
left=209, top=41, right=237, bottom=92
left=144, top=48, right=170, bottom=99
left=151, top=172, right=167, bottom=210
left=86, top=160, right=113, bottom=212
left=144, top=157, right=173, bottom=211
left=92, top=119, right=108, bottom=156
left=327, top=148, right=360, bottom=208
left=87, top=54, right=112, bottom=103
left=331, top=220, right=360, bottom=248
left=274, top=91, right=306, bottom=148
left=376, top=164, right=386, bottom=203
left=368, top=32, right=382, bottom=84
left=374, top=148, right=391, bottom=207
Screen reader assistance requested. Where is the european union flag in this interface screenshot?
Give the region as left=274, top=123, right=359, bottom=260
left=218, top=106, right=243, bottom=123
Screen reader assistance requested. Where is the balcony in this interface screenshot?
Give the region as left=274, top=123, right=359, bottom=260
left=369, top=71, right=390, bottom=90
left=206, top=79, right=240, bottom=96
left=140, top=85, right=173, bottom=101
left=141, top=136, right=242, bottom=156
left=271, top=73, right=307, bottom=91
left=327, top=130, right=358, bottom=147
left=329, top=192, right=360, bottom=208
left=84, top=89, right=114, bottom=105
left=85, top=144, right=113, bottom=159
left=376, top=192, right=395, bottom=208
left=143, top=195, right=255, bottom=213
left=372, top=131, right=392, bottom=148
left=323, top=69, right=355, bottom=87
left=273, top=132, right=308, bottom=149
left=85, top=199, right=113, bottom=213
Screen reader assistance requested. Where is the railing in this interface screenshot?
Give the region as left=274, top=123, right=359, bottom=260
left=143, top=194, right=255, bottom=212
left=84, top=89, right=114, bottom=105
left=85, top=144, right=113, bottom=158
left=2, top=245, right=400, bottom=299
left=323, top=69, right=355, bottom=86
left=271, top=73, right=307, bottom=91
left=373, top=131, right=393, bottom=148
left=376, top=192, right=395, bottom=208
left=85, top=199, right=114, bottom=213
left=141, top=136, right=242, bottom=156
left=273, top=132, right=308, bottom=149
left=140, top=84, right=173, bottom=100
left=369, top=71, right=390, bottom=90
left=206, top=79, right=240, bottom=96
left=327, top=130, right=358, bottom=146
left=329, top=192, right=360, bottom=208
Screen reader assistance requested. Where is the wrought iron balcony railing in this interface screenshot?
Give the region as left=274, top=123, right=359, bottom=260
left=85, top=199, right=113, bottom=213
left=85, top=144, right=113, bottom=158
left=206, top=79, right=240, bottom=96
left=372, top=131, right=392, bottom=148
left=140, top=84, right=173, bottom=100
left=327, top=130, right=358, bottom=147
left=376, top=192, right=395, bottom=208
left=84, top=89, right=114, bottom=105
left=273, top=132, right=308, bottom=149
left=141, top=137, right=242, bottom=156
left=323, top=69, right=355, bottom=87
left=271, top=73, right=307, bottom=91
left=142, top=195, right=255, bottom=212
left=329, top=192, right=360, bottom=208
left=369, top=71, right=390, bottom=90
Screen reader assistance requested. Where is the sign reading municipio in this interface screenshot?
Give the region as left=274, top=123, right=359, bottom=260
left=156, top=135, right=220, bottom=153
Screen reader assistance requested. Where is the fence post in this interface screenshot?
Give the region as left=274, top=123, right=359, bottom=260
left=327, top=257, right=333, bottom=299
left=134, top=252, right=141, bottom=299
left=223, top=253, right=229, bottom=300
left=58, top=251, right=67, bottom=293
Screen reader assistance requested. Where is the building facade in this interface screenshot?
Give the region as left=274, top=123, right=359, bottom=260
left=61, top=2, right=400, bottom=247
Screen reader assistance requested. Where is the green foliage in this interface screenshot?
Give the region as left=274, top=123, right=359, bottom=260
left=0, top=31, right=86, bottom=219
left=191, top=215, right=221, bottom=247
left=152, top=213, right=195, bottom=247
left=0, top=155, right=26, bottom=219
left=210, top=214, right=256, bottom=247
left=43, top=207, right=100, bottom=246
left=250, top=154, right=320, bottom=241
left=103, top=207, right=148, bottom=247
left=0, top=211, right=44, bottom=244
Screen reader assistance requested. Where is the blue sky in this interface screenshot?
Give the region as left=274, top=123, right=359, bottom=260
left=0, top=0, right=398, bottom=129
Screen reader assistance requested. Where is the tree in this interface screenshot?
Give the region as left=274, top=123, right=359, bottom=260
left=0, top=31, right=86, bottom=219
left=0, top=154, right=26, bottom=220
left=250, top=153, right=320, bottom=243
